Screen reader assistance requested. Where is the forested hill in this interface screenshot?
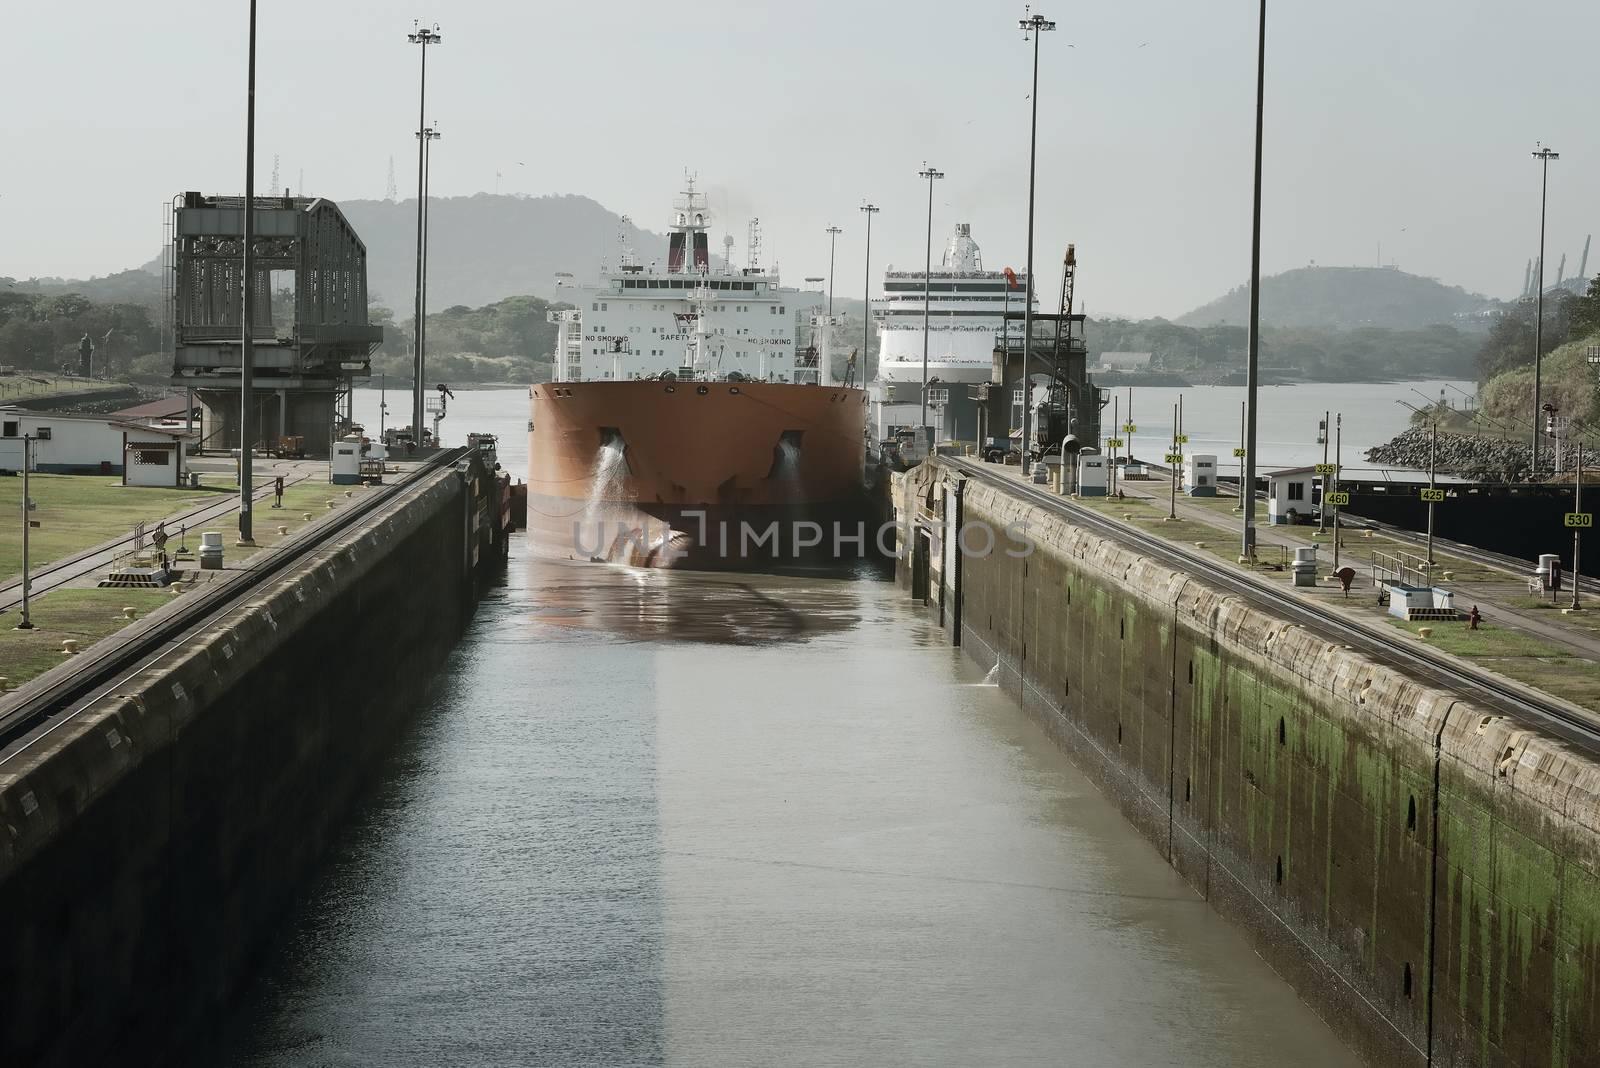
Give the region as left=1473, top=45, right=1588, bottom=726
left=1176, top=265, right=1494, bottom=330
left=339, top=193, right=677, bottom=311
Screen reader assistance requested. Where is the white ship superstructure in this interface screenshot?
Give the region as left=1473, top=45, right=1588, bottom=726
left=871, top=223, right=1030, bottom=385
left=553, top=178, right=821, bottom=384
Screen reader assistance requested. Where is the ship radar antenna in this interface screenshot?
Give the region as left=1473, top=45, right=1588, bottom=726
left=723, top=234, right=735, bottom=274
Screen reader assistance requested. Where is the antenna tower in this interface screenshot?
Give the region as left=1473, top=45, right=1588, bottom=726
left=617, top=214, right=636, bottom=268
left=747, top=218, right=762, bottom=272
left=270, top=154, right=281, bottom=197
left=385, top=156, right=398, bottom=202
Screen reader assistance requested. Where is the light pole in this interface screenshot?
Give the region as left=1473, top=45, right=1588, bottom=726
left=918, top=163, right=944, bottom=438
left=825, top=225, right=842, bottom=318
left=1018, top=10, right=1054, bottom=475
left=239, top=0, right=258, bottom=545
left=408, top=20, right=442, bottom=449
left=1240, top=0, right=1266, bottom=563
left=17, top=435, right=34, bottom=630
left=860, top=202, right=879, bottom=397
left=419, top=122, right=441, bottom=441
left=1531, top=142, right=1558, bottom=474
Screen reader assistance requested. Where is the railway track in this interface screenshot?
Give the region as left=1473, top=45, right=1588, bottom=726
left=0, top=471, right=316, bottom=614
left=0, top=449, right=464, bottom=759
left=947, top=457, right=1600, bottom=752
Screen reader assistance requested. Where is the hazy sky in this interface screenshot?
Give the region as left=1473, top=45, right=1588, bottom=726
left=6, top=0, right=1596, bottom=318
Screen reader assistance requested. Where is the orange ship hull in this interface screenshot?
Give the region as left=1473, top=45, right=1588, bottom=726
left=527, top=380, right=870, bottom=567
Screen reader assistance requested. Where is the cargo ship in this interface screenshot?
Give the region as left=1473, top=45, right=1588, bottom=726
left=528, top=178, right=869, bottom=567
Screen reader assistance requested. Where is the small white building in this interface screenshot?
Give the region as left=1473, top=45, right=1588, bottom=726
left=1, top=406, right=196, bottom=485
left=1, top=406, right=128, bottom=475
left=1097, top=351, right=1153, bottom=371
left=122, top=425, right=196, bottom=487
left=1183, top=453, right=1218, bottom=497
left=1265, top=465, right=1318, bottom=524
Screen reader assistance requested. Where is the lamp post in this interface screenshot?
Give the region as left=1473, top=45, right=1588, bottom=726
left=239, top=0, right=258, bottom=545
left=825, top=225, right=842, bottom=318
left=1018, top=10, right=1054, bottom=475
left=860, top=202, right=879, bottom=402
left=918, top=163, right=944, bottom=438
left=408, top=20, right=442, bottom=450
left=1240, top=0, right=1266, bottom=563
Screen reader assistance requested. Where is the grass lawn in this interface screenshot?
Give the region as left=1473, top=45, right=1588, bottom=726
left=1508, top=596, right=1600, bottom=632
left=0, top=375, right=116, bottom=402
left=0, top=587, right=172, bottom=689
left=222, top=480, right=365, bottom=563
left=0, top=474, right=232, bottom=579
left=1383, top=616, right=1600, bottom=708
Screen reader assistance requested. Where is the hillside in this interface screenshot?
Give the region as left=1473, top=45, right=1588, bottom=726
left=1176, top=265, right=1494, bottom=330
left=1, top=269, right=161, bottom=309
left=338, top=193, right=688, bottom=311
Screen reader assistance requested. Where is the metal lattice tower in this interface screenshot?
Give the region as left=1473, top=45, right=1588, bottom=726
left=747, top=218, right=762, bottom=272
left=385, top=156, right=398, bottom=202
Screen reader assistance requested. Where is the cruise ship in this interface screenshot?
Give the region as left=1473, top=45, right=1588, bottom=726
left=528, top=178, right=869, bottom=568
left=869, top=223, right=1032, bottom=444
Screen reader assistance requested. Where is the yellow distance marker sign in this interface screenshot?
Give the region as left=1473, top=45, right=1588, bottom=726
left=1565, top=513, right=1593, bottom=529
left=1325, top=491, right=1350, bottom=506
left=1420, top=488, right=1445, bottom=503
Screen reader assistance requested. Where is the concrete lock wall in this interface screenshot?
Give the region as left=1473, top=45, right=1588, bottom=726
left=897, top=462, right=1599, bottom=1068
left=0, top=465, right=489, bottom=1066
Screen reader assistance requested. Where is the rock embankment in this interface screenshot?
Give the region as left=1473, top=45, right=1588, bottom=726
left=1366, top=426, right=1585, bottom=481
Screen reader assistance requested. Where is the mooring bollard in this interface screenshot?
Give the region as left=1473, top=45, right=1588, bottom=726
left=1417, top=627, right=1433, bottom=639
left=302, top=512, right=314, bottom=521
left=326, top=500, right=337, bottom=510
left=61, top=639, right=79, bottom=655
left=170, top=582, right=185, bottom=595
left=122, top=607, right=137, bottom=620
left=278, top=525, right=289, bottom=536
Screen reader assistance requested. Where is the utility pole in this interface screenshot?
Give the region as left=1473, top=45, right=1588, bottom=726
left=1018, top=9, right=1054, bottom=475
left=17, top=436, right=34, bottom=630
left=1332, top=413, right=1343, bottom=577
left=1531, top=142, right=1558, bottom=474
left=918, top=163, right=944, bottom=438
left=1110, top=393, right=1119, bottom=497
left=1169, top=401, right=1179, bottom=520
left=1235, top=401, right=1245, bottom=513
left=408, top=20, right=442, bottom=450
left=239, top=0, right=258, bottom=545
left=1425, top=416, right=1438, bottom=567
left=825, top=225, right=842, bottom=318
left=860, top=203, right=879, bottom=408
left=1240, top=0, right=1266, bottom=563
left=1318, top=410, right=1329, bottom=534
left=1573, top=442, right=1586, bottom=612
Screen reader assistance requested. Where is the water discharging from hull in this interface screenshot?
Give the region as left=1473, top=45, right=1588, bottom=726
left=773, top=436, right=801, bottom=505
left=579, top=439, right=629, bottom=556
